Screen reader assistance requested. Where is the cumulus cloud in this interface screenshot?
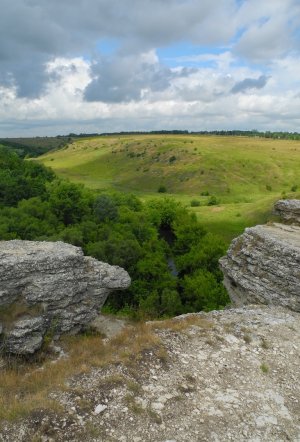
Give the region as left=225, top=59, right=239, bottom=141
left=0, top=0, right=300, bottom=134
left=234, top=0, right=300, bottom=61
left=0, top=0, right=237, bottom=98
left=84, top=52, right=195, bottom=103
left=231, top=75, right=270, bottom=94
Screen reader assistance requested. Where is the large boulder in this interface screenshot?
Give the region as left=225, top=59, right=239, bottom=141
left=219, top=223, right=300, bottom=311
left=0, top=241, right=130, bottom=355
left=274, top=199, right=300, bottom=225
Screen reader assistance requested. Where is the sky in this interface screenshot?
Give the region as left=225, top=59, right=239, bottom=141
left=0, top=0, right=300, bottom=136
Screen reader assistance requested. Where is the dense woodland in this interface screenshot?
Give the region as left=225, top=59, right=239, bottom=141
left=0, top=146, right=229, bottom=318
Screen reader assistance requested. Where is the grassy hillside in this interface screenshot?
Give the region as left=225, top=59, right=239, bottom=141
left=38, top=135, right=300, bottom=241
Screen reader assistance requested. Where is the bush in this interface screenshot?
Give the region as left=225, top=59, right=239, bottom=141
left=158, top=185, right=167, bottom=193
left=190, top=199, right=200, bottom=207
left=201, top=191, right=209, bottom=196
left=291, top=185, right=298, bottom=192
left=169, top=156, right=176, bottom=163
left=207, top=196, right=219, bottom=206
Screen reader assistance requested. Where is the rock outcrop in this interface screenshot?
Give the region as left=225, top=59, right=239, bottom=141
left=0, top=240, right=130, bottom=355
left=274, top=199, right=300, bottom=225
left=219, top=223, right=300, bottom=311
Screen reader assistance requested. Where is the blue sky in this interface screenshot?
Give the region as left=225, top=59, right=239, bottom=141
left=0, top=0, right=300, bottom=136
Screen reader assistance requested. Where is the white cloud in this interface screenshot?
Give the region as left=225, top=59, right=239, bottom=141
left=0, top=0, right=300, bottom=135
left=234, top=0, right=300, bottom=61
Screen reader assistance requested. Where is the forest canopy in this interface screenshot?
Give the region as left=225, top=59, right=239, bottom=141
left=0, top=146, right=229, bottom=318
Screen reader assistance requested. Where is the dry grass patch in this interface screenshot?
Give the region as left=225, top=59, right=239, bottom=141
left=151, top=315, right=214, bottom=333
left=0, top=323, right=164, bottom=423
left=243, top=334, right=252, bottom=344
left=124, top=394, right=144, bottom=415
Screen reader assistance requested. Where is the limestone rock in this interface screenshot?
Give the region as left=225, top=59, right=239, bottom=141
left=274, top=199, right=300, bottom=225
left=219, top=223, right=300, bottom=311
left=5, top=317, right=48, bottom=355
left=0, top=240, right=130, bottom=355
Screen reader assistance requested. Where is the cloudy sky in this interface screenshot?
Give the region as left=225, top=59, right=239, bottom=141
left=1, top=0, right=300, bottom=136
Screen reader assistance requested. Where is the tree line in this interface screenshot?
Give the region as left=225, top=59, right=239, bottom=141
left=67, top=130, right=300, bottom=140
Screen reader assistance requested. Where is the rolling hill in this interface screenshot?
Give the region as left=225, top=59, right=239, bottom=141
left=37, top=134, right=300, bottom=241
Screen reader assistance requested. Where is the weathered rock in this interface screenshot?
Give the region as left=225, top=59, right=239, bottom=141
left=0, top=240, right=130, bottom=355
left=219, top=223, right=300, bottom=311
left=2, top=305, right=300, bottom=442
left=5, top=317, right=48, bottom=355
left=274, top=199, right=300, bottom=225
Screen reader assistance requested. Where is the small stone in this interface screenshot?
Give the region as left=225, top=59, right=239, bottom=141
left=152, top=402, right=164, bottom=411
left=94, top=404, right=107, bottom=415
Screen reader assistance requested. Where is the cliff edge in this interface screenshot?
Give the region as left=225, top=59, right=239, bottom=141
left=220, top=200, right=300, bottom=311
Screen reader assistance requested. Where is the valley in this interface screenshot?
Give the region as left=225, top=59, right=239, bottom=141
left=38, top=134, right=300, bottom=241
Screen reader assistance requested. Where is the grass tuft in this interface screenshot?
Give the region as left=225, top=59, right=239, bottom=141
left=0, top=322, right=165, bottom=423
left=260, top=363, right=269, bottom=374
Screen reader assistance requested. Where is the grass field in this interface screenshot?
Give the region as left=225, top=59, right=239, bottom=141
left=37, top=134, right=300, bottom=242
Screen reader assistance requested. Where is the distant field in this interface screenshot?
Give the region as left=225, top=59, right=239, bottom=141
left=37, top=135, right=300, bottom=241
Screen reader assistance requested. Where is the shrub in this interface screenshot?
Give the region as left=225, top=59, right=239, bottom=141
left=291, top=185, right=298, bottom=192
left=158, top=185, right=167, bottom=193
left=169, top=156, right=176, bottom=163
left=207, top=196, right=219, bottom=206
left=190, top=199, right=200, bottom=207
left=201, top=191, right=209, bottom=196
left=266, top=184, right=272, bottom=191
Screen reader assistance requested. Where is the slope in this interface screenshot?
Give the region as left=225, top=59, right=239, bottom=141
left=37, top=134, right=300, bottom=240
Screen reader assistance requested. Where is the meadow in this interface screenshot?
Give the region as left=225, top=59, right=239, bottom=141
left=38, top=134, right=300, bottom=241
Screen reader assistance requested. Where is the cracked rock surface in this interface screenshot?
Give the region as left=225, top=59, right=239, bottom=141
left=0, top=306, right=299, bottom=441
left=0, top=240, right=130, bottom=355
left=219, top=223, right=300, bottom=311
left=274, top=199, right=300, bottom=225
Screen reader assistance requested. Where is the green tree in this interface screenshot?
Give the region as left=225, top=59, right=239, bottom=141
left=182, top=269, right=228, bottom=311
left=93, top=194, right=119, bottom=222
left=48, top=180, right=91, bottom=225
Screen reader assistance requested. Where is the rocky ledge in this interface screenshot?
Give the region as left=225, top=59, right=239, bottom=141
left=0, top=241, right=130, bottom=355
left=219, top=223, right=300, bottom=311
left=1, top=306, right=299, bottom=442
left=274, top=199, right=300, bottom=225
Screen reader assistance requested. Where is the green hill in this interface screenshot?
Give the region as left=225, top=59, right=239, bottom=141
left=37, top=134, right=300, bottom=241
